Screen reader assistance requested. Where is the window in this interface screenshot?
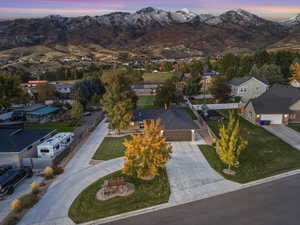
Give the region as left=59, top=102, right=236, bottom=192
left=290, top=114, right=296, bottom=120
left=40, top=149, right=50, bottom=153
left=239, top=87, right=247, bottom=93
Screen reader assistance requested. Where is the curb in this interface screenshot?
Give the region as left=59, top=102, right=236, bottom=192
left=80, top=168, right=300, bottom=225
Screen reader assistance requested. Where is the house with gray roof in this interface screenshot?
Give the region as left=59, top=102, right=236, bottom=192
left=242, top=84, right=300, bottom=125
left=131, top=109, right=199, bottom=141
left=228, top=76, right=269, bottom=102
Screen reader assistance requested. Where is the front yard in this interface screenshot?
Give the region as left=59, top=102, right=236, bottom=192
left=68, top=169, right=170, bottom=223
left=288, top=124, right=300, bottom=133
left=137, top=96, right=158, bottom=109
left=202, top=111, right=300, bottom=183
left=143, top=72, right=174, bottom=84
left=92, top=136, right=131, bottom=161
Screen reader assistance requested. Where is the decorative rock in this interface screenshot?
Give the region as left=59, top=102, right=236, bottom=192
left=96, top=182, right=135, bottom=201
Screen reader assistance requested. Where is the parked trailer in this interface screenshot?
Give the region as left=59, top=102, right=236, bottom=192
left=37, top=132, right=74, bottom=158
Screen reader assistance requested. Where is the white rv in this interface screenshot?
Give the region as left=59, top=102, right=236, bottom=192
left=37, top=132, right=74, bottom=158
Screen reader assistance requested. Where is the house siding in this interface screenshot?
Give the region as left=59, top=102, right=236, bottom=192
left=230, top=78, right=268, bottom=102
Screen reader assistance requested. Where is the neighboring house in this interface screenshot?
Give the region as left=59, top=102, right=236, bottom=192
left=242, top=84, right=300, bottom=125
left=54, top=83, right=72, bottom=94
left=201, top=71, right=218, bottom=92
left=131, top=84, right=159, bottom=96
left=0, top=128, right=54, bottom=167
left=228, top=77, right=269, bottom=102
left=24, top=105, right=60, bottom=123
left=131, top=109, right=199, bottom=141
left=290, top=79, right=300, bottom=88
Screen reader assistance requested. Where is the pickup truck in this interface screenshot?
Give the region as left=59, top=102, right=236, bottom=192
left=0, top=167, right=33, bottom=198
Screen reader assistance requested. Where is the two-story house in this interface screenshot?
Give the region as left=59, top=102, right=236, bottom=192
left=228, top=77, right=269, bottom=102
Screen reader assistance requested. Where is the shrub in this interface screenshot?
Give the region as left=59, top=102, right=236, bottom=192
left=19, top=193, right=39, bottom=209
left=31, top=182, right=39, bottom=195
left=44, top=167, right=54, bottom=179
left=53, top=166, right=64, bottom=175
left=10, top=199, right=22, bottom=212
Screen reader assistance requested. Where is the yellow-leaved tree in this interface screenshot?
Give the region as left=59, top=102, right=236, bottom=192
left=216, top=111, right=248, bottom=175
left=123, top=120, right=172, bottom=180
left=289, top=63, right=300, bottom=81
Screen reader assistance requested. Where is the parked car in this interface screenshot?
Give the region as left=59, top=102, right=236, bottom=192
left=0, top=167, right=33, bottom=198
left=0, top=165, right=13, bottom=176
left=200, top=110, right=225, bottom=121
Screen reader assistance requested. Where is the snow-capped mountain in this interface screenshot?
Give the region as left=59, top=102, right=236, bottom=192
left=281, top=14, right=300, bottom=27
left=0, top=7, right=292, bottom=55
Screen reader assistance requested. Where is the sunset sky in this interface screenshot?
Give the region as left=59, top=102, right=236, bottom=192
left=0, top=0, right=300, bottom=20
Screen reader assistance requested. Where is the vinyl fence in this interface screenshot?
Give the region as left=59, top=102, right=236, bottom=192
left=192, top=103, right=240, bottom=111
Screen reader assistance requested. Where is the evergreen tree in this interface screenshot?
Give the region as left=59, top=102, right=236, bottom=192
left=209, top=76, right=231, bottom=102
left=259, top=64, right=284, bottom=84
left=155, top=79, right=180, bottom=108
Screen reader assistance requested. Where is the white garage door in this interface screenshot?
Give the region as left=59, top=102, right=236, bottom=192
left=261, top=114, right=283, bottom=124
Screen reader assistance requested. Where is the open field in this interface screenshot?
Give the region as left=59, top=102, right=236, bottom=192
left=143, top=72, right=174, bottom=84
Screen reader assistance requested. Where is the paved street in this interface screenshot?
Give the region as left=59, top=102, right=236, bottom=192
left=264, top=125, right=300, bottom=150
left=167, top=142, right=240, bottom=203
left=106, top=173, right=300, bottom=225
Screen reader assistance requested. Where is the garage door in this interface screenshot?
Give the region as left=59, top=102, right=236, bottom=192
left=163, top=130, right=192, bottom=141
left=261, top=114, right=283, bottom=124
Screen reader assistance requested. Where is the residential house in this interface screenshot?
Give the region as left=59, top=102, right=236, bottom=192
left=201, top=71, right=218, bottom=92
left=0, top=128, right=54, bottom=167
left=54, top=83, right=72, bottom=94
left=228, top=77, right=269, bottom=102
left=24, top=104, right=60, bottom=123
left=131, top=84, right=159, bottom=96
left=131, top=109, right=199, bottom=141
left=242, top=84, right=300, bottom=125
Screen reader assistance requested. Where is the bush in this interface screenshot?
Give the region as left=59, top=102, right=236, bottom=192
left=53, top=166, right=64, bottom=175
left=44, top=167, right=54, bottom=179
left=19, top=193, right=39, bottom=209
left=10, top=199, right=22, bottom=212
left=1, top=213, right=20, bottom=225
left=31, top=182, right=39, bottom=195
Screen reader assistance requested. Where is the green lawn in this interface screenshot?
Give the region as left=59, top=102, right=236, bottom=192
left=288, top=124, right=300, bottom=133
left=137, top=96, right=158, bottom=109
left=177, top=107, right=197, bottom=120
left=26, top=122, right=75, bottom=133
left=143, top=72, right=174, bottom=84
left=68, top=169, right=170, bottom=223
left=201, top=111, right=300, bottom=183
left=92, top=136, right=131, bottom=161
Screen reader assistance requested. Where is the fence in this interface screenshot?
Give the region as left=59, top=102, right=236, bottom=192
left=192, top=103, right=240, bottom=111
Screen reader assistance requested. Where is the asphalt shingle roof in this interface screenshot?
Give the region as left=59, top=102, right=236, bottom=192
left=228, top=76, right=268, bottom=86
left=0, top=128, right=54, bottom=153
left=252, top=84, right=300, bottom=114
left=133, top=109, right=198, bottom=130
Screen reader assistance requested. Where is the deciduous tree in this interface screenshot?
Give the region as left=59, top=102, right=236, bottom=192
left=155, top=79, right=180, bottom=108
left=71, top=101, right=84, bottom=120
left=123, top=120, right=172, bottom=180
left=0, top=72, right=23, bottom=107
left=36, top=83, right=56, bottom=103
left=289, top=63, right=300, bottom=82
left=216, top=111, right=248, bottom=175
left=209, top=76, right=231, bottom=103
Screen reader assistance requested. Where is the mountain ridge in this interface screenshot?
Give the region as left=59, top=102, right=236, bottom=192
left=0, top=7, right=299, bottom=56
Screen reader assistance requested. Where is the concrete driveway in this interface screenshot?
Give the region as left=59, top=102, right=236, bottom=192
left=167, top=142, right=240, bottom=203
left=263, top=125, right=300, bottom=150
left=18, top=119, right=120, bottom=225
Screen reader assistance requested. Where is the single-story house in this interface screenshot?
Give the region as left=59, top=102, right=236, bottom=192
left=0, top=128, right=54, bottom=167
left=228, top=77, right=269, bottom=102
left=131, top=109, right=199, bottom=141
left=242, top=84, right=300, bottom=125
left=131, top=84, right=159, bottom=96
left=26, top=105, right=60, bottom=123
left=52, top=82, right=72, bottom=94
